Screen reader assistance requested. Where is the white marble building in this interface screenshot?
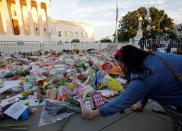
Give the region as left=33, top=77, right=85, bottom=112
left=0, top=0, right=94, bottom=42
left=51, top=19, right=94, bottom=43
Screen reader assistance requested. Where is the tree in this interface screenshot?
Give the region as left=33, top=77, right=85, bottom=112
left=100, top=38, right=112, bottom=43
left=168, top=31, right=178, bottom=39
left=118, top=7, right=174, bottom=42
left=71, top=39, right=80, bottom=43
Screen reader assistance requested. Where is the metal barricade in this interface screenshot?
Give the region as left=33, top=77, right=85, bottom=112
left=0, top=41, right=124, bottom=54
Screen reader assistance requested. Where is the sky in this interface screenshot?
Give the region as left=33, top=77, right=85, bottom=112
left=51, top=0, right=182, bottom=40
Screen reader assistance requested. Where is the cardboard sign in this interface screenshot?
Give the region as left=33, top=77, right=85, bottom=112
left=4, top=102, right=28, bottom=120
left=92, top=92, right=105, bottom=109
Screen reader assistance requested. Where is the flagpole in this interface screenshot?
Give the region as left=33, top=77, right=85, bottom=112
left=115, top=0, right=118, bottom=43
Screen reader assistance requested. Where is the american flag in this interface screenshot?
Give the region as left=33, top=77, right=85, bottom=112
left=116, top=0, right=119, bottom=22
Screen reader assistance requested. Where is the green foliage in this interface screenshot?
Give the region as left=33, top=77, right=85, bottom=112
left=58, top=77, right=65, bottom=86
left=168, top=31, right=178, bottom=39
left=71, top=39, right=80, bottom=43
left=118, top=7, right=174, bottom=41
left=100, top=38, right=112, bottom=43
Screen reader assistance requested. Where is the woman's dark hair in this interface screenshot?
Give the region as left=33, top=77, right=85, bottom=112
left=115, top=45, right=151, bottom=75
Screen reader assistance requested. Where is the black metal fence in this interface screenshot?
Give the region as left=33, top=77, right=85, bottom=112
left=138, top=39, right=182, bottom=52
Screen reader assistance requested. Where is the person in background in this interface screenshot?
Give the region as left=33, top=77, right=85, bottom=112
left=138, top=37, right=145, bottom=50
left=167, top=38, right=179, bottom=53
left=81, top=45, right=182, bottom=119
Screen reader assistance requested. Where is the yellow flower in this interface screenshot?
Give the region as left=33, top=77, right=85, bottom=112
left=43, top=82, right=48, bottom=87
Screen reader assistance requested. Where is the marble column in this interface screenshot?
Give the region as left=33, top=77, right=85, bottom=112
left=26, top=0, right=34, bottom=36
left=15, top=0, right=25, bottom=35
left=2, top=0, right=12, bottom=34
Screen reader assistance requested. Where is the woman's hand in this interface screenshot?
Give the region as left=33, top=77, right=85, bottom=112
left=81, top=109, right=100, bottom=119
left=130, top=103, right=145, bottom=112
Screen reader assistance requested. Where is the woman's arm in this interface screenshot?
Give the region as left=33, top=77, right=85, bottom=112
left=99, top=79, right=151, bottom=116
